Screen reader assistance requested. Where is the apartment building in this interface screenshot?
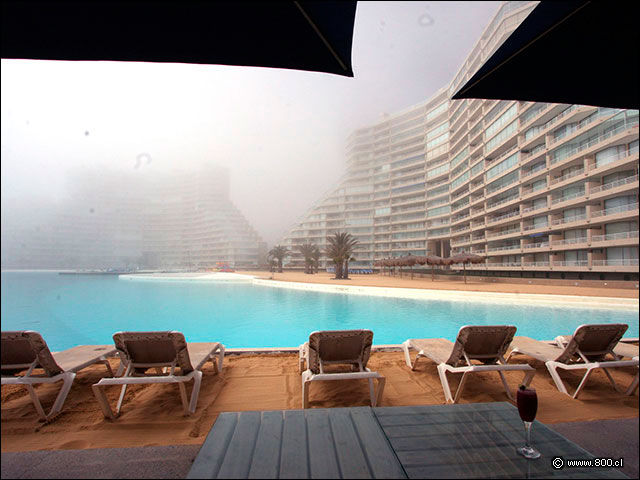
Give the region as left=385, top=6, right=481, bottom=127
left=281, top=1, right=639, bottom=280
left=1, top=164, right=266, bottom=270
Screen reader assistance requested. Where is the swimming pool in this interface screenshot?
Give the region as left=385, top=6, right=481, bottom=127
left=1, top=272, right=638, bottom=352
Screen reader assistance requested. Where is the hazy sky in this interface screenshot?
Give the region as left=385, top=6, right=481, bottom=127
left=1, top=1, right=501, bottom=245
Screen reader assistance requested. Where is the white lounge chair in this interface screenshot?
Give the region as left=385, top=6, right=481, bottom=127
left=1, top=330, right=116, bottom=421
left=402, top=325, right=536, bottom=404
left=299, top=329, right=385, bottom=409
left=92, top=331, right=224, bottom=419
left=507, top=323, right=638, bottom=398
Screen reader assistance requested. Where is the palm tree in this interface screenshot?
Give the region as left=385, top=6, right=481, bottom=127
left=296, top=243, right=316, bottom=274
left=311, top=246, right=321, bottom=273
left=268, top=245, right=289, bottom=273
left=325, top=232, right=359, bottom=280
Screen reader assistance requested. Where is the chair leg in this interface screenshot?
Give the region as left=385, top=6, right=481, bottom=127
left=626, top=370, right=639, bottom=396
left=522, top=369, right=536, bottom=387
left=572, top=368, right=595, bottom=400
left=452, top=371, right=470, bottom=404
left=302, top=372, right=311, bottom=408
left=49, top=372, right=76, bottom=418
left=601, top=368, right=619, bottom=391
left=497, top=371, right=513, bottom=401
left=216, top=345, right=225, bottom=374
left=545, top=362, right=571, bottom=396
left=92, top=384, right=117, bottom=420
left=368, top=378, right=376, bottom=406
left=116, top=384, right=128, bottom=414
left=25, top=384, right=47, bottom=420
left=375, top=377, right=386, bottom=407
left=187, top=371, right=203, bottom=415
left=437, top=364, right=455, bottom=403
left=402, top=341, right=421, bottom=370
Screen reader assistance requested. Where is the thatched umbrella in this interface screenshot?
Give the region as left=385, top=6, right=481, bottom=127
left=404, top=254, right=420, bottom=279
left=448, top=253, right=485, bottom=284
left=423, top=255, right=445, bottom=282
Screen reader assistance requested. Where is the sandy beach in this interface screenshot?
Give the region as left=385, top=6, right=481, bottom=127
left=239, top=270, right=640, bottom=298
left=2, top=350, right=638, bottom=453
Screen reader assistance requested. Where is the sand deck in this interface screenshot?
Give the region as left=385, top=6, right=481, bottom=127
left=2, top=351, right=638, bottom=453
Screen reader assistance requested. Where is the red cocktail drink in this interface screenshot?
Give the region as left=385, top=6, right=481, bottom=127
left=517, top=386, right=537, bottom=422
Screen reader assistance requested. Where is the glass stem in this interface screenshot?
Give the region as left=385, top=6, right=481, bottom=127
left=524, top=421, right=532, bottom=448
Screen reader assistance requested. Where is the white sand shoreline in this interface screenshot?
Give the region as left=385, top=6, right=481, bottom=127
left=118, top=272, right=639, bottom=311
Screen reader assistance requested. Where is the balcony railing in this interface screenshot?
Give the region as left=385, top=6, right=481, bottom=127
left=487, top=262, right=522, bottom=267
left=487, top=210, right=520, bottom=224
left=486, top=194, right=519, bottom=210
left=524, top=241, right=550, bottom=249
left=553, top=260, right=589, bottom=267
left=593, top=145, right=639, bottom=169
left=589, top=174, right=639, bottom=195
left=591, top=231, right=639, bottom=242
left=522, top=203, right=547, bottom=214
left=487, top=227, right=520, bottom=239
left=549, top=168, right=584, bottom=186
left=451, top=226, right=471, bottom=234
left=552, top=237, right=588, bottom=246
left=590, top=202, right=639, bottom=218
left=551, top=214, right=587, bottom=226
left=521, top=163, right=547, bottom=179
left=551, top=190, right=585, bottom=205
left=550, top=121, right=639, bottom=166
left=522, top=261, right=550, bottom=267
left=488, top=245, right=521, bottom=253
left=592, top=259, right=640, bottom=267
left=523, top=222, right=548, bottom=231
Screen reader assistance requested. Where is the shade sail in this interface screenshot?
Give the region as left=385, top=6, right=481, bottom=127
left=452, top=1, right=639, bottom=109
left=1, top=1, right=357, bottom=77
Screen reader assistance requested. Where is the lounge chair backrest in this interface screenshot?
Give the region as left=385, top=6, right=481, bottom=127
left=1, top=330, right=63, bottom=376
left=113, top=331, right=194, bottom=374
left=446, top=325, right=517, bottom=367
left=557, top=323, right=628, bottom=363
left=307, top=329, right=373, bottom=374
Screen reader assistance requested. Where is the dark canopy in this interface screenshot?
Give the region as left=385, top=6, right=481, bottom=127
left=1, top=1, right=357, bottom=77
left=453, top=1, right=639, bottom=109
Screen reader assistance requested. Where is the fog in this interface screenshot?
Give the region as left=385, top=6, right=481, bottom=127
left=1, top=2, right=500, bottom=256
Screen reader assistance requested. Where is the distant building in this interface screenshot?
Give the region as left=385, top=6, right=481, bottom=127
left=1, top=164, right=266, bottom=270
left=281, top=1, right=639, bottom=280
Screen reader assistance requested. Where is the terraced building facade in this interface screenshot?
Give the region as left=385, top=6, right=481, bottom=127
left=281, top=1, right=639, bottom=280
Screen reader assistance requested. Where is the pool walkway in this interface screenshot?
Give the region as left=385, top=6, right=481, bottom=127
left=2, top=418, right=637, bottom=479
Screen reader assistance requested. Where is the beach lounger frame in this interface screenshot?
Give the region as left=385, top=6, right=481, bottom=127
left=403, top=325, right=536, bottom=404
left=1, top=330, right=115, bottom=421
left=92, top=331, right=224, bottom=419
left=507, top=323, right=638, bottom=399
left=298, top=329, right=385, bottom=408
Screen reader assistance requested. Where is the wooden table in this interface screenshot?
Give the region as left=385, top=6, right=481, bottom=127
left=187, top=403, right=628, bottom=479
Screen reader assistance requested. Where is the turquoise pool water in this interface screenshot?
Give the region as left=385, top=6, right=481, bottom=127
left=1, top=272, right=638, bottom=352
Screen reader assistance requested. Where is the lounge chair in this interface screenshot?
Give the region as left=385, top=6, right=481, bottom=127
left=92, top=331, right=224, bottom=419
left=402, top=325, right=536, bottom=404
left=506, top=323, right=638, bottom=398
left=1, top=330, right=116, bottom=421
left=298, top=329, right=385, bottom=408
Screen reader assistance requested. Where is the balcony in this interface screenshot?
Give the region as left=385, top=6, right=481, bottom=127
left=520, top=163, right=547, bottom=180
left=551, top=237, right=588, bottom=247
left=550, top=190, right=585, bottom=206
left=553, top=260, right=589, bottom=267
left=592, top=259, right=639, bottom=267
left=486, top=194, right=519, bottom=211
left=522, top=203, right=547, bottom=214
left=551, top=214, right=587, bottom=226
left=487, top=245, right=521, bottom=253
left=524, top=241, right=550, bottom=249
left=522, top=261, right=551, bottom=267
left=590, top=202, right=639, bottom=219
left=549, top=168, right=584, bottom=186
left=589, top=174, right=639, bottom=195
left=486, top=227, right=520, bottom=239
left=591, top=230, right=639, bottom=243
left=523, top=223, right=548, bottom=232
left=487, top=210, right=520, bottom=225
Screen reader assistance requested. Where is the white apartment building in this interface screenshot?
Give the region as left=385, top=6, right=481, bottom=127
left=1, top=164, right=266, bottom=270
left=281, top=1, right=639, bottom=280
